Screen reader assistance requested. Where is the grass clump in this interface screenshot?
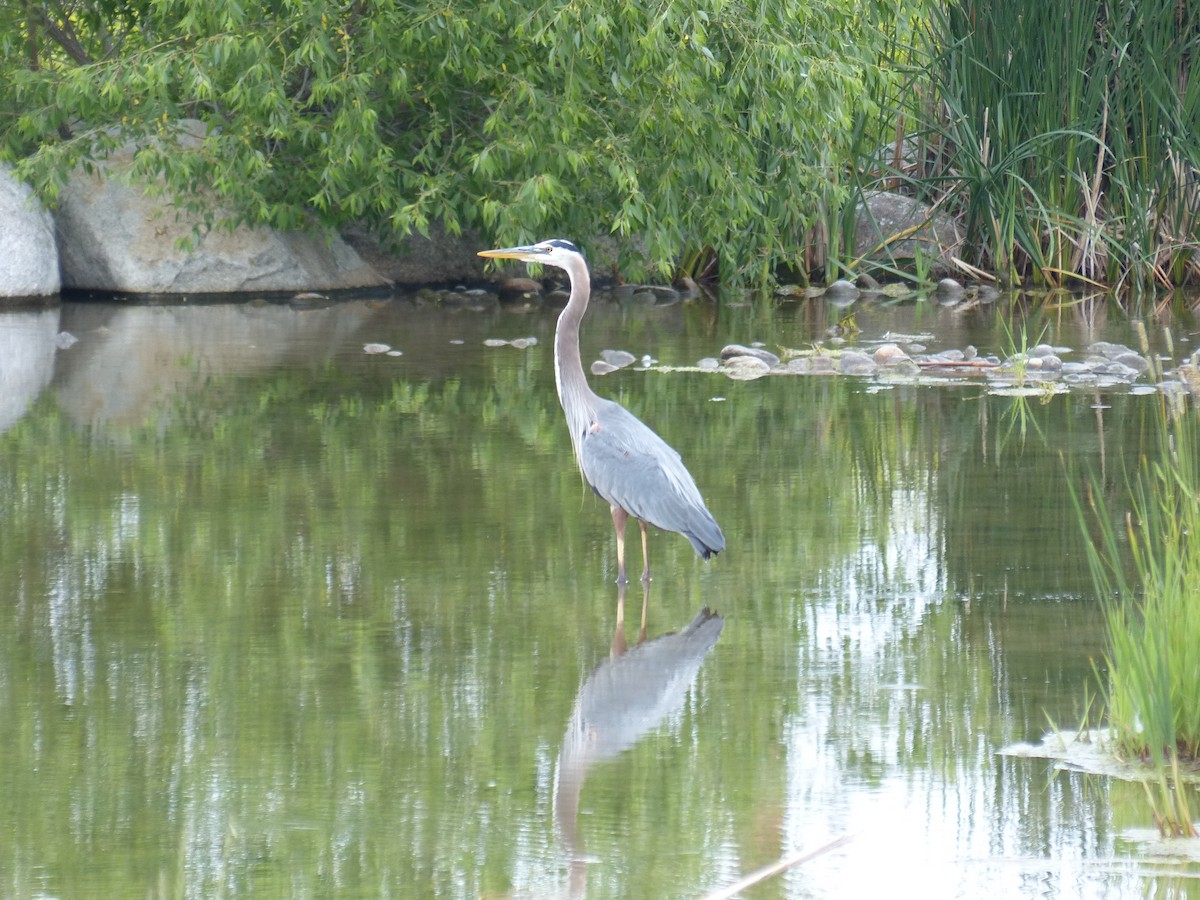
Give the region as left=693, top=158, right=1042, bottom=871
left=1082, top=403, right=1200, bottom=836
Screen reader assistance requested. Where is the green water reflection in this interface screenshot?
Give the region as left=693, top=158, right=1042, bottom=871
left=1, top=296, right=1198, bottom=898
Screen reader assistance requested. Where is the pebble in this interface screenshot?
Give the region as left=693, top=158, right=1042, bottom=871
left=363, top=343, right=391, bottom=354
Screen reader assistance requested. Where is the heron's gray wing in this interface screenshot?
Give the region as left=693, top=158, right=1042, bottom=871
left=579, top=400, right=725, bottom=556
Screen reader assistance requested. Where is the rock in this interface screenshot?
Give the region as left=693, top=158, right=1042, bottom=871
left=0, top=164, right=60, bottom=298
left=1088, top=341, right=1131, bottom=359
left=499, top=277, right=543, bottom=295
left=1112, top=351, right=1149, bottom=373
left=837, top=351, right=878, bottom=375
left=935, top=278, right=964, bottom=301
left=697, top=357, right=722, bottom=371
left=723, top=356, right=771, bottom=380
left=824, top=279, right=859, bottom=304
left=55, top=119, right=388, bottom=294
left=600, top=349, right=637, bottom=369
left=873, top=343, right=910, bottom=365
left=854, top=191, right=962, bottom=272
left=344, top=221, right=487, bottom=285
left=642, top=285, right=680, bottom=303
left=591, top=360, right=619, bottom=376
left=719, top=344, right=780, bottom=368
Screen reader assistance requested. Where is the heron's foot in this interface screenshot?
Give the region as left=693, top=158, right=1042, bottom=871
left=640, top=569, right=651, bottom=584
left=615, top=570, right=629, bottom=586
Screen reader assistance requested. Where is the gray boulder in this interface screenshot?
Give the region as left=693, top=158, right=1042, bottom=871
left=55, top=120, right=388, bottom=294
left=854, top=190, right=961, bottom=272
left=343, top=224, right=489, bottom=285
left=0, top=164, right=61, bottom=298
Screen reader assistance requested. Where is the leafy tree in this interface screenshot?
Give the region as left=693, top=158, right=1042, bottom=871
left=0, top=0, right=903, bottom=281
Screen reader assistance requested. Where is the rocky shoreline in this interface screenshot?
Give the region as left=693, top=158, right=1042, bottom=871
left=1, top=123, right=963, bottom=303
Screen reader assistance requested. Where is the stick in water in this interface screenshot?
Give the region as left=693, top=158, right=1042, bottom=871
left=695, top=831, right=858, bottom=900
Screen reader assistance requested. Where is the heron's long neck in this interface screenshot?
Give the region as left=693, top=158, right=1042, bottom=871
left=554, top=266, right=595, bottom=454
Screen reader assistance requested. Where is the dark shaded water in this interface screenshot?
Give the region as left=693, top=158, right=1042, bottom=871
left=2, top=291, right=1199, bottom=898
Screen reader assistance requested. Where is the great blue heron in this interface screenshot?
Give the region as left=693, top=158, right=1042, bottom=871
left=478, top=239, right=725, bottom=583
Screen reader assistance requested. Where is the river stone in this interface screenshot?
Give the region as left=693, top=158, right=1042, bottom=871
left=0, top=164, right=60, bottom=298
left=1112, top=351, right=1149, bottom=373
left=873, top=343, right=910, bottom=365
left=719, top=344, right=780, bottom=368
left=55, top=120, right=388, bottom=294
left=837, top=351, right=878, bottom=375
left=824, top=279, right=859, bottom=304
left=935, top=278, right=964, bottom=301
left=600, top=349, right=637, bottom=368
left=723, top=355, right=771, bottom=380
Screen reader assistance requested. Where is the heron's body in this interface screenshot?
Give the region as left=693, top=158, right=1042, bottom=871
left=479, top=239, right=725, bottom=583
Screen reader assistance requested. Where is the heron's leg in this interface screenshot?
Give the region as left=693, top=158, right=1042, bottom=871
left=611, top=506, right=629, bottom=585
left=611, top=582, right=628, bottom=657
left=638, top=580, right=649, bottom=645
left=639, top=518, right=651, bottom=583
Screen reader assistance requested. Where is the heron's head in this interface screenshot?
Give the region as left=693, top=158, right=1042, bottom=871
left=478, top=239, right=584, bottom=272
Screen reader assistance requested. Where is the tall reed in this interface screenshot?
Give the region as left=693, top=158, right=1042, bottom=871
left=906, top=0, right=1200, bottom=291
left=1081, top=400, right=1200, bottom=836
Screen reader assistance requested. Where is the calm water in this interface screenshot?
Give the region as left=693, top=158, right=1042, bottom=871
left=2, top=290, right=1199, bottom=899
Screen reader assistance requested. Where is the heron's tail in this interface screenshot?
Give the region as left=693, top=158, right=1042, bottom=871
left=684, top=513, right=725, bottom=560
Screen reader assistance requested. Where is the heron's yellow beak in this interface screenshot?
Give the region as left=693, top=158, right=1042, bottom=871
left=478, top=245, right=542, bottom=262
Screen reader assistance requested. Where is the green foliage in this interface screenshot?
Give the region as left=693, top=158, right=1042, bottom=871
left=0, top=0, right=905, bottom=282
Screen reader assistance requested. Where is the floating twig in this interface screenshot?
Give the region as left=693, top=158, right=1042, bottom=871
left=695, top=831, right=858, bottom=900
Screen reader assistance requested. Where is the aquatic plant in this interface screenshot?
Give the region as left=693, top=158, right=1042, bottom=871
left=1081, top=400, right=1200, bottom=836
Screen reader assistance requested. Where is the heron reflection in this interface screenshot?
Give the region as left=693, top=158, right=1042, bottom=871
left=554, top=584, right=723, bottom=896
